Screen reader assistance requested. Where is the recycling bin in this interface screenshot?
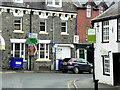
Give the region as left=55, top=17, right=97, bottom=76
left=10, top=58, right=23, bottom=69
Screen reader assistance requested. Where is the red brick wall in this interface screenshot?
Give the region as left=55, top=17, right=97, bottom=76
left=77, top=4, right=101, bottom=43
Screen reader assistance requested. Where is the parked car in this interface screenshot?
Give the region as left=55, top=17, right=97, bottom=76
left=60, top=58, right=93, bottom=74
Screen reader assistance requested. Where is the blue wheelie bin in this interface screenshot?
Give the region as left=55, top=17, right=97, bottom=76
left=10, top=58, right=23, bottom=69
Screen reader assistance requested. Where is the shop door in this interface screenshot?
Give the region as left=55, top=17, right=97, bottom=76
left=113, top=53, right=120, bottom=86
left=79, top=49, right=85, bottom=59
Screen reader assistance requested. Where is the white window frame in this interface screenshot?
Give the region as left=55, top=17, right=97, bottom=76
left=10, top=39, right=26, bottom=60
left=86, top=5, right=91, bottom=18
left=13, top=0, right=23, bottom=3
left=37, top=43, right=49, bottom=60
left=99, top=6, right=103, bottom=15
left=14, top=17, right=22, bottom=32
left=61, top=21, right=67, bottom=34
left=46, top=0, right=62, bottom=7
left=40, top=19, right=47, bottom=33
left=103, top=56, right=110, bottom=75
left=103, top=21, right=109, bottom=42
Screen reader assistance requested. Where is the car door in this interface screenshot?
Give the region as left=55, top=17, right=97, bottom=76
left=78, top=59, right=90, bottom=71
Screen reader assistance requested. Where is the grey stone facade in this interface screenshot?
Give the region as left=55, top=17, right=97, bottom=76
left=1, top=1, right=77, bottom=71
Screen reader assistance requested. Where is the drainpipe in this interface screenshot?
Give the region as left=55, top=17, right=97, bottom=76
left=51, top=14, right=55, bottom=70
left=28, top=9, right=32, bottom=71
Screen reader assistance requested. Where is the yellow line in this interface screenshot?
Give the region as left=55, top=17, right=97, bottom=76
left=68, top=80, right=73, bottom=89
left=0, top=72, right=16, bottom=74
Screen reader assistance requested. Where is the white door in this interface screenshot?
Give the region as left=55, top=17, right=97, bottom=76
left=56, top=47, right=71, bottom=59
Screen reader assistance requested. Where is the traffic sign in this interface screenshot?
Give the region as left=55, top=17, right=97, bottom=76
left=52, top=41, right=55, bottom=45
left=26, top=38, right=38, bottom=45
left=28, top=44, right=37, bottom=56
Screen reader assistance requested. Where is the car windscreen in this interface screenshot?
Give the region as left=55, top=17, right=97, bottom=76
left=62, top=58, right=71, bottom=62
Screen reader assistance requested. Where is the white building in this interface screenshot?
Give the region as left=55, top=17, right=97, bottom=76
left=92, top=2, right=120, bottom=86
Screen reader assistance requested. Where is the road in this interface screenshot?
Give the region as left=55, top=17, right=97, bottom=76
left=2, top=71, right=92, bottom=88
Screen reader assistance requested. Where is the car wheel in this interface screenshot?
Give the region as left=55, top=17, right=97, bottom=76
left=62, top=70, right=67, bottom=73
left=74, top=67, right=79, bottom=74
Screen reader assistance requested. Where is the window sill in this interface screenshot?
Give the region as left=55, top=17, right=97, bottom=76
left=61, top=33, right=69, bottom=36
left=36, top=60, right=51, bottom=62
left=39, top=32, right=49, bottom=35
left=13, top=31, right=24, bottom=33
left=103, top=73, right=110, bottom=76
left=23, top=60, right=27, bottom=62
left=101, top=41, right=109, bottom=43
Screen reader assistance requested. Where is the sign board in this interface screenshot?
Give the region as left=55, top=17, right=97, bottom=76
left=74, top=35, right=79, bottom=43
left=26, top=38, right=38, bottom=45
left=29, top=33, right=38, bottom=38
left=28, top=44, right=37, bottom=55
left=52, top=41, right=55, bottom=45
left=87, top=28, right=96, bottom=43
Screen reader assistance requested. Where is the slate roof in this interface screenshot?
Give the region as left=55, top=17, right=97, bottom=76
left=92, top=1, right=120, bottom=22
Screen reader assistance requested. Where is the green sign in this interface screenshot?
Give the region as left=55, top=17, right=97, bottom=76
left=26, top=38, right=38, bottom=45
left=87, top=28, right=96, bottom=43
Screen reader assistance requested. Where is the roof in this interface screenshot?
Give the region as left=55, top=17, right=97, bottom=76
left=92, top=1, right=120, bottom=22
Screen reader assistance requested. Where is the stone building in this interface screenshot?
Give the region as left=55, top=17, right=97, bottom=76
left=0, top=0, right=77, bottom=71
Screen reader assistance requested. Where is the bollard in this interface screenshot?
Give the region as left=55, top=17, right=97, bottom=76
left=94, top=79, right=99, bottom=90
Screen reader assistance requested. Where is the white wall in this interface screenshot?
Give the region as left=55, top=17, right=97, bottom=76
left=94, top=19, right=120, bottom=85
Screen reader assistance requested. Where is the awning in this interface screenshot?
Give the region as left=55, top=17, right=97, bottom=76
left=0, top=34, right=5, bottom=50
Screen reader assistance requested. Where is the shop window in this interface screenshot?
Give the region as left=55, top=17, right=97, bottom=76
left=37, top=43, right=49, bottom=60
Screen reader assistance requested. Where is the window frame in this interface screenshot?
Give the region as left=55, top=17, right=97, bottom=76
left=117, top=18, right=120, bottom=42
left=102, top=55, right=110, bottom=76
left=61, top=21, right=67, bottom=34
left=40, top=19, right=47, bottom=33
left=86, top=5, right=91, bottom=18
left=11, top=43, right=25, bottom=60
left=46, top=0, right=62, bottom=7
left=102, top=21, right=109, bottom=43
left=14, top=17, right=23, bottom=32
left=37, top=43, right=49, bottom=60
left=99, top=6, right=103, bottom=15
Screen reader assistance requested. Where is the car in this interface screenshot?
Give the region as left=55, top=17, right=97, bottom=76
left=60, top=58, right=93, bottom=74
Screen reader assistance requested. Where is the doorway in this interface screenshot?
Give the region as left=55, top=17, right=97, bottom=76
left=113, top=53, right=120, bottom=86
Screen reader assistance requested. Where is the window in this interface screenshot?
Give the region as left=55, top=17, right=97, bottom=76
left=86, top=5, right=91, bottom=18
left=46, top=0, right=62, bottom=7
left=40, top=19, right=46, bottom=33
left=11, top=43, right=25, bottom=59
left=99, top=6, right=103, bottom=15
left=103, top=56, right=110, bottom=76
left=14, top=17, right=22, bottom=31
left=13, top=0, right=23, bottom=3
left=102, top=21, right=109, bottom=42
left=117, top=18, right=120, bottom=41
left=37, top=43, right=49, bottom=60
left=61, top=21, right=67, bottom=34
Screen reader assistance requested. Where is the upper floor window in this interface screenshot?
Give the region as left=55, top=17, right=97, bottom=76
left=14, top=17, right=22, bottom=32
left=46, top=0, right=62, bottom=7
left=86, top=5, right=91, bottom=18
left=118, top=18, right=120, bottom=41
left=102, top=21, right=109, bottom=42
left=13, top=0, right=23, bottom=3
left=99, top=6, right=103, bottom=15
left=40, top=19, right=46, bottom=33
left=61, top=21, right=67, bottom=34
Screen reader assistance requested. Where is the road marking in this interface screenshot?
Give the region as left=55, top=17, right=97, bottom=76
left=0, top=72, right=16, bottom=74
left=68, top=80, right=73, bottom=89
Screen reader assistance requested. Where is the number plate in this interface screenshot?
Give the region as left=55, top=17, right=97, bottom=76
left=63, top=63, right=67, bottom=65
